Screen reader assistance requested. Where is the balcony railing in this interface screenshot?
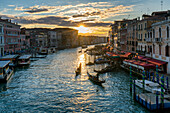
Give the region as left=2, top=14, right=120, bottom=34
left=154, top=38, right=162, bottom=42
left=137, top=39, right=142, bottom=41
left=120, top=41, right=125, bottom=45
left=7, top=42, right=19, bottom=44
left=145, top=38, right=152, bottom=42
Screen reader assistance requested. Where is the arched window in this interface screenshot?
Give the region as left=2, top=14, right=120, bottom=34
left=165, top=45, right=169, bottom=57
left=167, top=26, right=169, bottom=38
left=153, top=44, right=155, bottom=54
left=159, top=44, right=161, bottom=55
left=159, top=28, right=161, bottom=38
left=153, top=29, right=155, bottom=38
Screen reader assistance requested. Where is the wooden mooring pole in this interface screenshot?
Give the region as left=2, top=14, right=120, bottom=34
left=130, top=66, right=132, bottom=93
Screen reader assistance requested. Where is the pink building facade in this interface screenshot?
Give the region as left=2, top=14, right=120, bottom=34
left=0, top=19, right=21, bottom=54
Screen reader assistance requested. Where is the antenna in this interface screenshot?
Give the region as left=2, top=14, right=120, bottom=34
left=161, top=0, right=163, bottom=11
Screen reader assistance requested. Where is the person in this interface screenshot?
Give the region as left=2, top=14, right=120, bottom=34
left=96, top=73, right=99, bottom=80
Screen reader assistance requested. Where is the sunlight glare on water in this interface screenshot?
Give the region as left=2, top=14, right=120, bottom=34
left=0, top=48, right=150, bottom=112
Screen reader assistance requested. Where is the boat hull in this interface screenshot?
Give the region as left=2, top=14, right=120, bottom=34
left=87, top=72, right=105, bottom=85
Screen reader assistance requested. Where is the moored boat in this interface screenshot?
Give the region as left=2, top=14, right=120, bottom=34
left=0, top=61, right=14, bottom=83
left=18, top=55, right=31, bottom=66
left=0, top=55, right=19, bottom=68
left=87, top=71, right=105, bottom=85
left=75, top=63, right=81, bottom=76
left=135, top=79, right=165, bottom=94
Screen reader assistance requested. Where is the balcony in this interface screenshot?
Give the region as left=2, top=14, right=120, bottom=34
left=145, top=38, right=152, bottom=42
left=137, top=39, right=142, bottom=41
left=120, top=41, right=125, bottom=45
left=154, top=38, right=162, bottom=42
left=7, top=34, right=19, bottom=36
left=7, top=42, right=19, bottom=44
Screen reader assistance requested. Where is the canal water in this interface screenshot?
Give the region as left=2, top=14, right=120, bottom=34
left=0, top=48, right=150, bottom=112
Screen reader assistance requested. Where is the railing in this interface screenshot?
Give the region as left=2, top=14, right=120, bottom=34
left=145, top=38, right=152, bottom=42
left=7, top=42, right=19, bottom=44
left=120, top=42, right=125, bottom=44
left=154, top=38, right=162, bottom=42
left=7, top=34, right=18, bottom=36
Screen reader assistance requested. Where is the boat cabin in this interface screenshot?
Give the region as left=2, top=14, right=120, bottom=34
left=0, top=55, right=19, bottom=68
left=39, top=48, right=48, bottom=55
left=0, top=61, right=14, bottom=82
left=18, top=55, right=31, bottom=66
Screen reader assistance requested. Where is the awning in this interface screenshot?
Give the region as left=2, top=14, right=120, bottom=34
left=147, top=59, right=167, bottom=67
left=133, top=55, right=145, bottom=60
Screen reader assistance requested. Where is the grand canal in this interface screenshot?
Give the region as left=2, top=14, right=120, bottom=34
left=0, top=48, right=150, bottom=112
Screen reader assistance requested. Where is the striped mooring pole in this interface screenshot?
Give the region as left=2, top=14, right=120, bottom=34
left=156, top=91, right=159, bottom=110
left=142, top=70, right=145, bottom=91
left=152, top=72, right=155, bottom=82
left=133, top=79, right=136, bottom=100
left=161, top=75, right=164, bottom=109
left=156, top=65, right=159, bottom=84
left=130, top=66, right=132, bottom=93
left=149, top=72, right=151, bottom=81
left=166, top=77, right=169, bottom=90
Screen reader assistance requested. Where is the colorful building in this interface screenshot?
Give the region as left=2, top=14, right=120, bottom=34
left=0, top=19, right=21, bottom=54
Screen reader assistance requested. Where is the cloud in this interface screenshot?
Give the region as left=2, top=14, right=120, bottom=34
left=8, top=5, right=15, bottom=7
left=1, top=15, right=111, bottom=27
left=25, top=8, right=48, bottom=13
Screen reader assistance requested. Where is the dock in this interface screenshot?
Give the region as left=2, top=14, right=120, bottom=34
left=135, top=93, right=170, bottom=110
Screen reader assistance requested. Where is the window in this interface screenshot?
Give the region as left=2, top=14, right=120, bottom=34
left=145, top=23, right=147, bottom=29
left=165, top=45, right=169, bottom=57
left=167, top=26, right=169, bottom=38
left=145, top=33, right=147, bottom=39
left=159, top=28, right=161, bottom=38
left=139, top=25, right=140, bottom=30
left=141, top=24, right=143, bottom=30
left=0, top=36, right=2, bottom=44
left=0, top=26, right=2, bottom=33
left=153, top=29, right=155, bottom=38
left=141, top=34, right=143, bottom=40
left=159, top=45, right=161, bottom=55
left=153, top=44, right=155, bottom=54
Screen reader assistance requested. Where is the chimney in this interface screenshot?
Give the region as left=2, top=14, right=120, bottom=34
left=137, top=17, right=140, bottom=20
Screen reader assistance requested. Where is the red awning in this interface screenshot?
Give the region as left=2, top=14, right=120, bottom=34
left=133, top=55, right=145, bottom=60
left=147, top=59, right=167, bottom=66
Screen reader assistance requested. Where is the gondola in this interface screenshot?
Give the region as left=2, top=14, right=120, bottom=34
left=75, top=63, right=81, bottom=76
left=87, top=71, right=105, bottom=85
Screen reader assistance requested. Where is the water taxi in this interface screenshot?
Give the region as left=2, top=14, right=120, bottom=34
left=0, top=55, right=19, bottom=68
left=18, top=55, right=31, bottom=66
left=135, top=80, right=165, bottom=94
left=0, top=61, right=14, bottom=82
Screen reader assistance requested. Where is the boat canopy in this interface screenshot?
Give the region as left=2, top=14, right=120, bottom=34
left=119, top=52, right=131, bottom=58
left=147, top=59, right=167, bottom=67
left=0, top=61, right=10, bottom=68
left=0, top=55, right=19, bottom=59
left=18, top=55, right=31, bottom=60
left=124, top=60, right=156, bottom=70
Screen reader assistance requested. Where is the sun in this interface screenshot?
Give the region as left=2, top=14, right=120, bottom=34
left=75, top=25, right=90, bottom=33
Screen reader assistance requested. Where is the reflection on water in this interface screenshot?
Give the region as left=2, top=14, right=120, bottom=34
left=0, top=83, right=7, bottom=92
left=0, top=48, right=150, bottom=112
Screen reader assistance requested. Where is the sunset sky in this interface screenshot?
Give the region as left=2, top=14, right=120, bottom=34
left=1, top=0, right=170, bottom=36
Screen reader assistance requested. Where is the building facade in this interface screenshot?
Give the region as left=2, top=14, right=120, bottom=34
left=0, top=19, right=21, bottom=54
left=151, top=16, right=170, bottom=74
left=0, top=23, right=4, bottom=56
